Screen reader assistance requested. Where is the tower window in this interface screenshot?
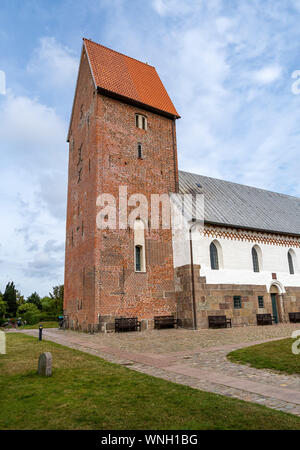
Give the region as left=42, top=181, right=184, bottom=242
left=137, top=143, right=142, bottom=158
left=135, top=114, right=147, bottom=130
left=135, top=245, right=142, bottom=272
left=134, top=219, right=146, bottom=272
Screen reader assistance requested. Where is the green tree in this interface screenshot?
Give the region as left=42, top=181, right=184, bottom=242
left=41, top=296, right=53, bottom=313
left=3, top=282, right=18, bottom=316
left=49, top=285, right=64, bottom=315
left=27, top=291, right=42, bottom=310
left=17, top=303, right=40, bottom=325
left=0, top=299, right=6, bottom=318
left=16, top=290, right=25, bottom=307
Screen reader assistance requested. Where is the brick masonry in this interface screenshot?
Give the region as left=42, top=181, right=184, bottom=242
left=64, top=46, right=178, bottom=331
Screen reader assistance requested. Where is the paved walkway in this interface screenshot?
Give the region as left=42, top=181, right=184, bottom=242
left=17, top=324, right=300, bottom=416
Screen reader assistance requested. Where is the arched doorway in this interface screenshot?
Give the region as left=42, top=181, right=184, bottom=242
left=268, top=283, right=285, bottom=323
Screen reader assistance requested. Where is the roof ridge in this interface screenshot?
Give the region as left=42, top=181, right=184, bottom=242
left=179, top=169, right=300, bottom=201
left=83, top=38, right=155, bottom=69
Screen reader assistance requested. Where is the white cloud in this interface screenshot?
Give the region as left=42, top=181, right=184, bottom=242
left=0, top=93, right=66, bottom=163
left=0, top=90, right=67, bottom=296
left=252, top=65, right=282, bottom=84
left=27, top=37, right=78, bottom=89
left=152, top=0, right=198, bottom=16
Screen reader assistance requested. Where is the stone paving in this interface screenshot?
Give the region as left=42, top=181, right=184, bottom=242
left=15, top=323, right=300, bottom=417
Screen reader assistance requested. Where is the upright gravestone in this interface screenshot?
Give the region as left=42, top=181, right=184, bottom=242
left=37, top=352, right=52, bottom=376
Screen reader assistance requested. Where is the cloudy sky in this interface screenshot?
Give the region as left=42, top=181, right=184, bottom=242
left=1, top=0, right=300, bottom=297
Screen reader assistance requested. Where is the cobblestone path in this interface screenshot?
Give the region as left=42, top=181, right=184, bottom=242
left=16, top=324, right=300, bottom=416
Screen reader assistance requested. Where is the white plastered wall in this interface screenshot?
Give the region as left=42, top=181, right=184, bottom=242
left=172, top=225, right=300, bottom=289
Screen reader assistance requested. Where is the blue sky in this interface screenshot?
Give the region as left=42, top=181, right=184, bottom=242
left=1, top=0, right=300, bottom=297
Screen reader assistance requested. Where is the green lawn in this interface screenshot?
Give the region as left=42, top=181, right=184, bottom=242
left=19, top=321, right=59, bottom=330
left=1, top=321, right=59, bottom=331
left=228, top=338, right=300, bottom=375
left=1, top=334, right=300, bottom=430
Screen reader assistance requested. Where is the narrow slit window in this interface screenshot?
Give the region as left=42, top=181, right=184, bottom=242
left=137, top=143, right=142, bottom=158
left=135, top=245, right=142, bottom=272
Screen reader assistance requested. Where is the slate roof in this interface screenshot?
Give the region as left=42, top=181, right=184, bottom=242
left=83, top=38, right=179, bottom=118
left=179, top=170, right=300, bottom=236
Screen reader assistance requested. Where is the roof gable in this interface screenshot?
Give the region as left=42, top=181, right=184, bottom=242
left=83, top=38, right=179, bottom=118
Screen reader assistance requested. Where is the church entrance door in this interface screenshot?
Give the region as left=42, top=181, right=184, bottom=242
left=271, top=293, right=279, bottom=323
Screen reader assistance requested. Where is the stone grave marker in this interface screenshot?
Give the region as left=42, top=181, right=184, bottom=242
left=37, top=352, right=52, bottom=376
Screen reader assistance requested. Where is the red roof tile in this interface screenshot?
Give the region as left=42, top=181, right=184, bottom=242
left=83, top=38, right=180, bottom=118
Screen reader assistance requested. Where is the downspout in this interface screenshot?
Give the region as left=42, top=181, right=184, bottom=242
left=189, top=220, right=198, bottom=330
left=172, top=119, right=179, bottom=193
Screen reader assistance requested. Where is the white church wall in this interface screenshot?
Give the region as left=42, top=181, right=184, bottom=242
left=173, top=224, right=300, bottom=289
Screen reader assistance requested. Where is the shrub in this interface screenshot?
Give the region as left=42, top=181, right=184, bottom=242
left=17, top=303, right=41, bottom=325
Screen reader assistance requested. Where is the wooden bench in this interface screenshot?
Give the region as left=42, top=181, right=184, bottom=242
left=115, top=317, right=141, bottom=332
left=154, top=315, right=178, bottom=330
left=289, top=312, right=300, bottom=323
left=256, top=314, right=273, bottom=325
left=208, top=315, right=232, bottom=329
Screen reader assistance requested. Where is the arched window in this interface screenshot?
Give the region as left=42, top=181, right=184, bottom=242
left=288, top=250, right=295, bottom=275
left=134, top=219, right=146, bottom=272
left=252, top=246, right=260, bottom=272
left=210, top=242, right=219, bottom=270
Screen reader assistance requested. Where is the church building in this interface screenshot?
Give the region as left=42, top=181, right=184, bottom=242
left=64, top=38, right=300, bottom=332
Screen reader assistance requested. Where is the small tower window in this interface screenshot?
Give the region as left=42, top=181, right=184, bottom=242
left=137, top=143, right=142, bottom=159
left=135, top=245, right=142, bottom=272
left=134, top=219, right=146, bottom=272
left=135, top=114, right=147, bottom=130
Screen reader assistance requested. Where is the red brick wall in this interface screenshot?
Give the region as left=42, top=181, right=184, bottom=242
left=64, top=48, right=98, bottom=330
left=64, top=48, right=179, bottom=330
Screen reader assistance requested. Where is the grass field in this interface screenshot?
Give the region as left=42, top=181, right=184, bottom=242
left=1, top=333, right=300, bottom=430
left=228, top=338, right=300, bottom=375
left=1, top=321, right=59, bottom=331
left=19, top=321, right=59, bottom=330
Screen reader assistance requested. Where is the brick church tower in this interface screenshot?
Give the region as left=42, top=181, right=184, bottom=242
left=64, top=39, right=180, bottom=332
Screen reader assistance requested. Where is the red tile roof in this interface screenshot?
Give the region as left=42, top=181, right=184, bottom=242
left=83, top=38, right=180, bottom=118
